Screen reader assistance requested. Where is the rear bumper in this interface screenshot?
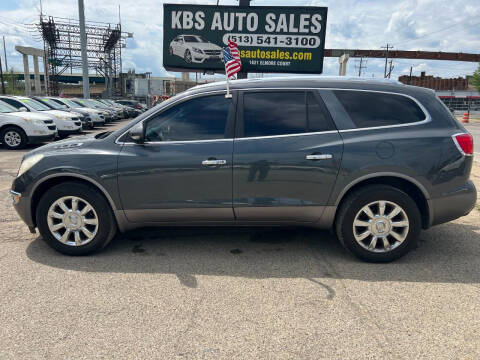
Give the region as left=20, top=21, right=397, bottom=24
left=429, top=180, right=477, bottom=226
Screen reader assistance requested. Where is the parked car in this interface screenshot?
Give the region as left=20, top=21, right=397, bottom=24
left=50, top=97, right=106, bottom=127
left=89, top=99, right=124, bottom=119
left=0, top=100, right=56, bottom=149
left=115, top=99, right=145, bottom=114
left=10, top=77, right=476, bottom=261
left=0, top=96, right=82, bottom=137
left=71, top=98, right=114, bottom=122
left=98, top=99, right=130, bottom=118
left=169, top=34, right=223, bottom=64
left=32, top=96, right=93, bottom=129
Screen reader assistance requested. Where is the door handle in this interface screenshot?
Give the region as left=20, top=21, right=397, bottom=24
left=202, top=159, right=227, bottom=166
left=306, top=154, right=333, bottom=160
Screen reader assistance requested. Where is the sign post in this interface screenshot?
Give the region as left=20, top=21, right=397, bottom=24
left=163, top=4, right=328, bottom=75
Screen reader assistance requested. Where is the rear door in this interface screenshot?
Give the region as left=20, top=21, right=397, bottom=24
left=233, top=90, right=343, bottom=222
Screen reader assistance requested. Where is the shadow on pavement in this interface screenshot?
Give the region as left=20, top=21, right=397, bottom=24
left=26, top=222, right=480, bottom=286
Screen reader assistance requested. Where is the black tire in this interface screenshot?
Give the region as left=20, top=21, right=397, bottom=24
left=184, top=49, right=192, bottom=63
left=335, top=185, right=421, bottom=262
left=1, top=126, right=28, bottom=150
left=36, top=181, right=117, bottom=255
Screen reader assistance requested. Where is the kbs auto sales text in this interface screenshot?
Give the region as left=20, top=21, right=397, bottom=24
left=170, top=11, right=324, bottom=34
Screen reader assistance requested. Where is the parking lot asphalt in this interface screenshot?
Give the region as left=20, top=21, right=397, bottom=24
left=0, top=119, right=479, bottom=359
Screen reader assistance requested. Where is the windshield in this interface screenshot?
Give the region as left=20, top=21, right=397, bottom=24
left=184, top=35, right=202, bottom=43
left=71, top=99, right=86, bottom=107
left=0, top=100, right=17, bottom=113
left=38, top=98, right=64, bottom=110
left=89, top=99, right=109, bottom=109
left=20, top=98, right=51, bottom=111
left=59, top=98, right=80, bottom=108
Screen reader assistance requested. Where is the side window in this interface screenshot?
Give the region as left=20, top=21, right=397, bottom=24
left=145, top=95, right=230, bottom=142
left=243, top=92, right=306, bottom=137
left=307, top=92, right=335, bottom=132
left=333, top=90, right=426, bottom=128
left=1, top=98, right=22, bottom=109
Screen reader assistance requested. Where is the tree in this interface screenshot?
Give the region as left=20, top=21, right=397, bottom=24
left=472, top=63, right=480, bottom=93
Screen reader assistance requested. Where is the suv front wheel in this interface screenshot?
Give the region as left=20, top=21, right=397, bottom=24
left=336, top=185, right=421, bottom=262
left=36, top=182, right=117, bottom=255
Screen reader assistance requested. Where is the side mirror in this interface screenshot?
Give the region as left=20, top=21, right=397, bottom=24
left=19, top=107, right=28, bottom=112
left=128, top=122, right=144, bottom=143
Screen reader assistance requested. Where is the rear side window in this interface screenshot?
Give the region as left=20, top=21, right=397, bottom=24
left=242, top=91, right=334, bottom=137
left=333, top=90, right=426, bottom=128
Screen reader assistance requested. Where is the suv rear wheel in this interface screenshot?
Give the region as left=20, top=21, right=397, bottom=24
left=36, top=182, right=117, bottom=255
left=336, top=185, right=421, bottom=262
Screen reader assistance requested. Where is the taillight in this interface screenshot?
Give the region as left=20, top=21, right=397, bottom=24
left=452, top=133, right=473, bottom=156
left=136, top=104, right=141, bottom=109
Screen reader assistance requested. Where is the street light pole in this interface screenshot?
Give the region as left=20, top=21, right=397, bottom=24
left=236, top=0, right=250, bottom=79
left=78, top=0, right=90, bottom=98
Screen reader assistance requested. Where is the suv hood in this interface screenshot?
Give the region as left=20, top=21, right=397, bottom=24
left=44, top=109, right=78, bottom=119
left=75, top=107, right=102, bottom=115
left=9, top=111, right=53, bottom=121
left=190, top=42, right=221, bottom=51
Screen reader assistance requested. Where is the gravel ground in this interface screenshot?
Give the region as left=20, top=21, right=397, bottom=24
left=0, top=120, right=479, bottom=359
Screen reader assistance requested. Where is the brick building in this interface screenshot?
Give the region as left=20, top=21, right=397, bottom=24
left=398, top=71, right=468, bottom=90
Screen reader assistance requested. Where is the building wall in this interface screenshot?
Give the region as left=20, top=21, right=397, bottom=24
left=398, top=71, right=469, bottom=90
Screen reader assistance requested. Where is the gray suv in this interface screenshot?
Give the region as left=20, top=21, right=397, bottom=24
left=10, top=77, right=476, bottom=262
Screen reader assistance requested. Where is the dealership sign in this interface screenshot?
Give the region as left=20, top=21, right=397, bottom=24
left=163, top=4, right=328, bottom=74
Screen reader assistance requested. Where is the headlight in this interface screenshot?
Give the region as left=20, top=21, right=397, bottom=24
left=17, top=154, right=44, bottom=177
left=192, top=47, right=203, bottom=54
left=22, top=118, right=45, bottom=125
left=55, top=114, right=68, bottom=120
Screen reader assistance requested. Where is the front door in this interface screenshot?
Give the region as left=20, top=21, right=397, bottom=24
left=233, top=90, right=343, bottom=222
left=117, top=92, right=236, bottom=223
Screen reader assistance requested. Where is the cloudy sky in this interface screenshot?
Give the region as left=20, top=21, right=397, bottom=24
left=0, top=0, right=479, bottom=80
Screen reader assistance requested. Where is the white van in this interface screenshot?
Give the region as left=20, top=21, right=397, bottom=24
left=0, top=101, right=57, bottom=149
left=0, top=96, right=82, bottom=137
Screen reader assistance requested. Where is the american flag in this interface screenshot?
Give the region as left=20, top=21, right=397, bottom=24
left=222, top=40, right=242, bottom=79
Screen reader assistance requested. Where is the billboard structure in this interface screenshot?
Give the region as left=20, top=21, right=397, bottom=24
left=163, top=4, right=328, bottom=74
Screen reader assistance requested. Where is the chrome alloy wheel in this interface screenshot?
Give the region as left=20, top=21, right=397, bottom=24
left=4, top=131, right=21, bottom=147
left=47, top=196, right=99, bottom=246
left=353, top=200, right=409, bottom=253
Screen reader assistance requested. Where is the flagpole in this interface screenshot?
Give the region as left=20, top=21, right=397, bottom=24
left=225, top=73, right=232, bottom=98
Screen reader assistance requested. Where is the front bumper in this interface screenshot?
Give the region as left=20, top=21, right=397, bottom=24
left=10, top=190, right=35, bottom=231
left=58, top=128, right=82, bottom=136
left=429, top=180, right=477, bottom=226
left=28, top=133, right=56, bottom=144
left=192, top=53, right=222, bottom=63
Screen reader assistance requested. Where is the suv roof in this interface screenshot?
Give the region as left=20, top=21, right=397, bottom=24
left=188, top=76, right=434, bottom=97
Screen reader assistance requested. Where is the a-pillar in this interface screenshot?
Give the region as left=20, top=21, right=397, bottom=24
left=338, top=54, right=350, bottom=76
left=22, top=54, right=31, bottom=95
left=33, top=55, right=41, bottom=95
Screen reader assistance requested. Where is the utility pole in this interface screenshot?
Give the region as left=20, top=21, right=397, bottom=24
left=0, top=55, right=5, bottom=94
left=236, top=0, right=250, bottom=79
left=387, top=59, right=394, bottom=78
left=2, top=36, right=7, bottom=72
left=355, top=57, right=367, bottom=77
left=78, top=0, right=90, bottom=98
left=381, top=44, right=393, bottom=78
